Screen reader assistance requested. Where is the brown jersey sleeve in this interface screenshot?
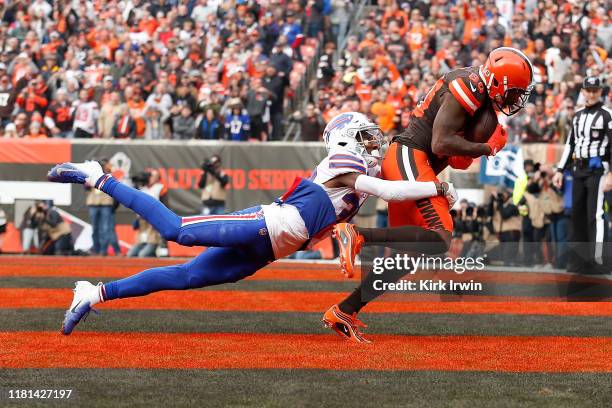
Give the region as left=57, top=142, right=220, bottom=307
left=447, top=75, right=487, bottom=116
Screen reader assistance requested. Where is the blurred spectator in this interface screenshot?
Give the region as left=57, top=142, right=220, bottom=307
left=552, top=98, right=575, bottom=144
left=144, top=107, right=165, bottom=140
left=19, top=205, right=40, bottom=254
left=94, top=76, right=116, bottom=107
left=72, top=89, right=99, bottom=138
left=262, top=64, right=288, bottom=140
left=0, top=73, right=25, bottom=127
left=45, top=88, right=73, bottom=138
left=197, top=108, right=222, bottom=140
left=370, top=89, right=396, bottom=134
left=86, top=160, right=115, bottom=256
left=145, top=83, right=172, bottom=123
left=24, top=121, right=46, bottom=138
left=455, top=199, right=487, bottom=259
left=290, top=103, right=324, bottom=141
left=98, top=92, right=125, bottom=139
left=198, top=154, right=229, bottom=216
left=11, top=112, right=28, bottom=137
left=488, top=187, right=521, bottom=266
left=3, top=123, right=17, bottom=138
left=330, top=0, right=352, bottom=42
left=518, top=165, right=549, bottom=267
left=127, top=88, right=147, bottom=138
left=37, top=201, right=73, bottom=256
left=246, top=78, right=273, bottom=141
left=128, top=169, right=166, bottom=257
left=112, top=105, right=137, bottom=139
left=224, top=100, right=250, bottom=141
left=172, top=105, right=196, bottom=139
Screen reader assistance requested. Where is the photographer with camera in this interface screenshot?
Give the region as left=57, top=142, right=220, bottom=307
left=518, top=162, right=550, bottom=267
left=198, top=155, right=229, bottom=216
left=36, top=201, right=73, bottom=256
left=456, top=199, right=486, bottom=259
left=128, top=169, right=167, bottom=258
left=488, top=186, right=522, bottom=266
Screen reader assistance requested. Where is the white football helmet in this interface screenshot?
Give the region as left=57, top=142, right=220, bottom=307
left=323, top=112, right=385, bottom=167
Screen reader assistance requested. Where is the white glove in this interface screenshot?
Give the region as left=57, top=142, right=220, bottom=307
left=443, top=182, right=458, bottom=208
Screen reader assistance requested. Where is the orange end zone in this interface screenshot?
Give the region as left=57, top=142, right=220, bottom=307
left=1, top=288, right=611, bottom=316
left=1, top=331, right=610, bottom=372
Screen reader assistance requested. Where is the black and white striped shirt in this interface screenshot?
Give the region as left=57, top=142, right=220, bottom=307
left=557, top=102, right=612, bottom=171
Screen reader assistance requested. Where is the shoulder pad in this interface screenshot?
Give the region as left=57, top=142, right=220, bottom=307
left=448, top=75, right=487, bottom=116
left=328, top=152, right=367, bottom=174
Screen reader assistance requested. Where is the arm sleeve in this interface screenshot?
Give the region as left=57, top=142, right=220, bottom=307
left=198, top=171, right=208, bottom=189
left=354, top=174, right=437, bottom=202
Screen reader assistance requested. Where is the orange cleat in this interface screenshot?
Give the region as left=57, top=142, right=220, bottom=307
left=322, top=304, right=371, bottom=343
left=333, top=223, right=364, bottom=278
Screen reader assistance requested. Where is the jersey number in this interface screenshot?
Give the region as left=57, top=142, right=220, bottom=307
left=230, top=120, right=242, bottom=134
left=337, top=192, right=360, bottom=222
left=413, top=79, right=443, bottom=118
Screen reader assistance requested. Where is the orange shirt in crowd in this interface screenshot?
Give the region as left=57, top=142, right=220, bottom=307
left=370, top=101, right=396, bottom=133
left=358, top=39, right=377, bottom=52
left=381, top=10, right=409, bottom=36
left=16, top=91, right=48, bottom=113
left=407, top=24, right=427, bottom=52
left=386, top=93, right=404, bottom=111
left=138, top=17, right=159, bottom=37
left=86, top=30, right=119, bottom=60
left=127, top=99, right=146, bottom=136
left=373, top=55, right=400, bottom=81
left=355, top=83, right=373, bottom=104
left=461, top=3, right=485, bottom=45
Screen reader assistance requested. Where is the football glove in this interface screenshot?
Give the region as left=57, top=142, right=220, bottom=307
left=436, top=181, right=458, bottom=208
left=486, top=124, right=507, bottom=156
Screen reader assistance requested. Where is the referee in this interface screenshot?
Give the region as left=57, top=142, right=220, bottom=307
left=553, top=76, right=612, bottom=273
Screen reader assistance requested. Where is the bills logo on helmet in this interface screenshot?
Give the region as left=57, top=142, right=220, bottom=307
left=324, top=113, right=354, bottom=143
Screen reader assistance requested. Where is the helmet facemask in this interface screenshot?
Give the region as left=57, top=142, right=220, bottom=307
left=355, top=126, right=385, bottom=168
left=494, top=84, right=533, bottom=116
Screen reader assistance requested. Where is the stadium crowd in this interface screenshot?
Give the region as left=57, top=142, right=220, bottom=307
left=316, top=0, right=610, bottom=143
left=0, top=0, right=350, bottom=141
left=0, top=0, right=608, bottom=142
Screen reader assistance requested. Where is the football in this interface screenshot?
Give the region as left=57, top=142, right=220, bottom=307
left=464, top=106, right=499, bottom=144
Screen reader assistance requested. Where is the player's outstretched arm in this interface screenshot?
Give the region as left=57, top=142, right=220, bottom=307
left=432, top=95, right=492, bottom=158
left=328, top=173, right=458, bottom=207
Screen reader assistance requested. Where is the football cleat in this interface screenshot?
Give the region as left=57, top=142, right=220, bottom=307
left=333, top=223, right=364, bottom=278
left=61, top=281, right=102, bottom=335
left=322, top=305, right=371, bottom=343
left=47, top=161, right=104, bottom=187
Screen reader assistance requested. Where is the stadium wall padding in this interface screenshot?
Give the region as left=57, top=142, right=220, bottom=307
left=0, top=139, right=565, bottom=224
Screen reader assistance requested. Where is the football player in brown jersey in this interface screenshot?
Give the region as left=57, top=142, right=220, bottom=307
left=323, top=47, right=535, bottom=343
